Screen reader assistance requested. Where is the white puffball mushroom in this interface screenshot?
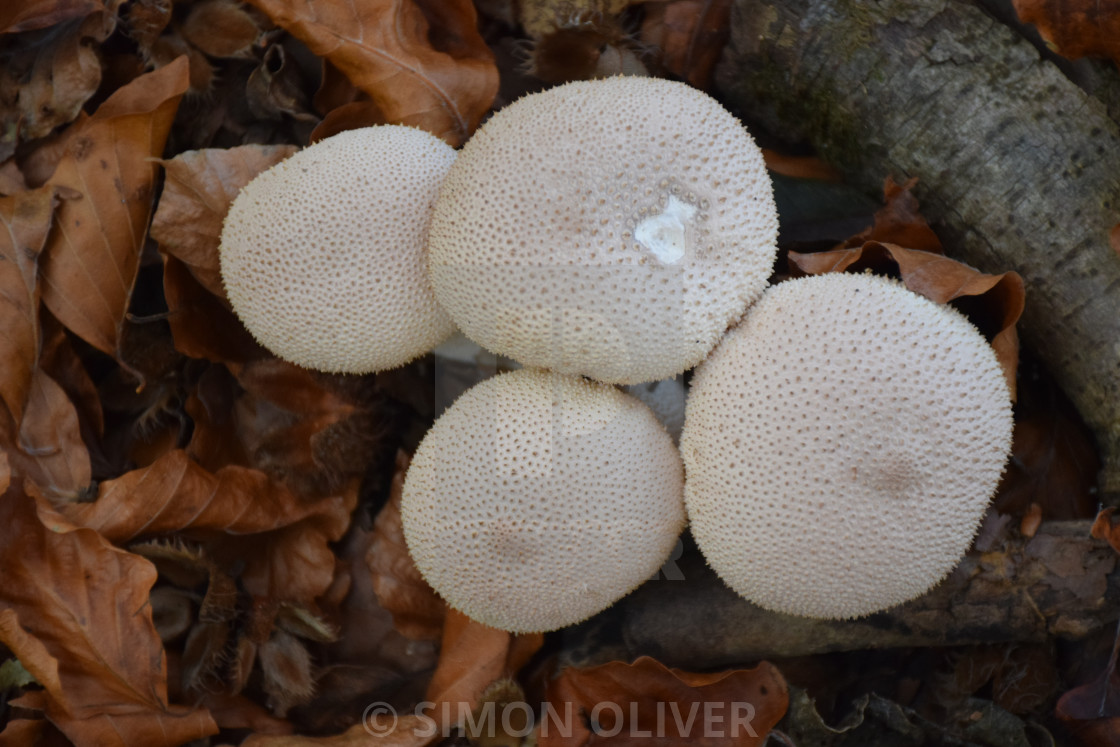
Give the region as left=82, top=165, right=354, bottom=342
left=401, top=368, right=686, bottom=633
left=220, top=125, right=457, bottom=374
left=680, top=273, right=1014, bottom=620
left=428, top=76, right=778, bottom=385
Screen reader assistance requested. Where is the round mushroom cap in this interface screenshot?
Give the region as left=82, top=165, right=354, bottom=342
left=402, top=368, right=686, bottom=633
left=220, top=125, right=457, bottom=374
left=428, top=76, right=778, bottom=385
left=680, top=273, right=1014, bottom=620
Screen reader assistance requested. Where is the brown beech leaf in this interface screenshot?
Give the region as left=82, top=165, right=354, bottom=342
left=0, top=0, right=102, bottom=33
left=4, top=367, right=91, bottom=499
left=368, top=451, right=446, bottom=641
left=0, top=7, right=117, bottom=161
left=242, top=715, right=437, bottom=745
left=425, top=609, right=543, bottom=720
left=0, top=466, right=217, bottom=745
left=0, top=186, right=56, bottom=424
left=244, top=0, right=497, bottom=146
left=153, top=144, right=298, bottom=299
left=788, top=241, right=1025, bottom=398
left=1091, top=508, right=1120, bottom=555
left=1014, top=0, right=1120, bottom=64
left=62, top=448, right=356, bottom=603
left=180, top=0, right=261, bottom=58
left=40, top=57, right=189, bottom=365
left=840, top=177, right=943, bottom=253
left=542, top=656, right=788, bottom=747
left=162, top=254, right=266, bottom=362
left=640, top=0, right=731, bottom=90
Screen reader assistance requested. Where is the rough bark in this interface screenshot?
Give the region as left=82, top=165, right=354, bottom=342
left=715, top=0, right=1120, bottom=497
left=595, top=522, right=1119, bottom=669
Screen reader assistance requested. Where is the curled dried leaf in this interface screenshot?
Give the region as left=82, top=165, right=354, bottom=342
left=244, top=0, right=498, bottom=145
left=1014, top=0, right=1120, bottom=64
left=640, top=0, right=731, bottom=90
left=41, top=58, right=189, bottom=365
left=0, top=479, right=217, bottom=745
left=369, top=451, right=446, bottom=641
left=542, top=656, right=788, bottom=746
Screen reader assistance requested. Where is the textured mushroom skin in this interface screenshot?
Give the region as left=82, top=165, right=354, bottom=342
left=681, top=273, right=1014, bottom=620
left=220, top=126, right=457, bottom=374
left=401, top=368, right=686, bottom=633
left=429, top=76, right=778, bottom=385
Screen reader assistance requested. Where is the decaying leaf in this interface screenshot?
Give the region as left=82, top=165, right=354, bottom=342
left=1013, top=0, right=1120, bottom=64
left=244, top=0, right=498, bottom=145
left=179, top=0, right=261, bottom=59
left=542, top=655, right=788, bottom=746
left=40, top=57, right=189, bottom=367
left=62, top=448, right=355, bottom=603
left=0, top=0, right=102, bottom=34
left=0, top=187, right=56, bottom=424
left=5, top=367, right=91, bottom=499
left=153, top=144, right=298, bottom=300
left=425, top=609, right=543, bottom=728
left=640, top=0, right=731, bottom=90
left=0, top=4, right=118, bottom=161
left=789, top=179, right=1025, bottom=398
left=0, top=460, right=217, bottom=745
left=369, top=451, right=446, bottom=641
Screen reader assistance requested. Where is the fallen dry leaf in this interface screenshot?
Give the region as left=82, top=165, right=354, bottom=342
left=0, top=458, right=217, bottom=745
left=40, top=57, right=189, bottom=369
left=179, top=0, right=261, bottom=58
left=244, top=0, right=498, bottom=146
left=0, top=5, right=117, bottom=161
left=542, top=655, right=787, bottom=746
left=839, top=177, right=943, bottom=253
left=0, top=186, right=56, bottom=424
left=789, top=241, right=1025, bottom=398
left=163, top=254, right=266, bottom=362
left=1014, top=0, right=1120, bottom=64
left=640, top=0, right=731, bottom=90
left=425, top=609, right=543, bottom=724
left=760, top=149, right=843, bottom=182
left=242, top=714, right=437, bottom=745
left=62, top=448, right=355, bottom=603
left=0, top=0, right=102, bottom=33
left=369, top=451, right=446, bottom=641
left=153, top=144, right=298, bottom=300
left=4, top=367, right=91, bottom=499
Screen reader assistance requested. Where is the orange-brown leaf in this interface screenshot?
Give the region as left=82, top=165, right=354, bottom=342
left=368, top=451, right=446, bottom=641
left=1014, top=0, right=1120, bottom=64
left=163, top=254, right=265, bottom=362
left=640, top=0, right=731, bottom=90
left=0, top=474, right=217, bottom=745
left=760, top=148, right=843, bottom=182
left=840, top=177, right=943, bottom=253
left=788, top=241, right=1025, bottom=398
left=0, top=0, right=102, bottom=32
left=153, top=144, right=298, bottom=300
left=425, top=610, right=543, bottom=719
left=40, top=57, right=188, bottom=363
left=542, top=656, right=788, bottom=746
left=5, top=367, right=91, bottom=499
left=61, top=448, right=355, bottom=602
left=0, top=186, right=56, bottom=424
left=243, top=0, right=497, bottom=146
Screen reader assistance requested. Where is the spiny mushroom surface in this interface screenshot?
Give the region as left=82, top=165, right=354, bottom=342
left=401, top=367, right=685, bottom=633
left=220, top=125, right=456, bottom=374
left=680, top=273, right=1014, bottom=620
left=428, top=76, right=778, bottom=385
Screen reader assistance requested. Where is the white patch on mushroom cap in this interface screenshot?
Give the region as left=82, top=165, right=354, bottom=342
left=429, top=76, right=778, bottom=385
left=634, top=195, right=697, bottom=265
left=219, top=125, right=457, bottom=374
left=680, top=273, right=1014, bottom=620
left=401, top=368, right=686, bottom=633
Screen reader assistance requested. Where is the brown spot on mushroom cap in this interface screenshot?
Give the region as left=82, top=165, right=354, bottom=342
left=680, top=273, right=1014, bottom=620
left=220, top=125, right=457, bottom=374
left=428, top=76, right=778, bottom=385
left=401, top=368, right=686, bottom=633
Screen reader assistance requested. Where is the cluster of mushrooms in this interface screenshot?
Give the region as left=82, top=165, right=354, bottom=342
left=220, top=76, right=1014, bottom=633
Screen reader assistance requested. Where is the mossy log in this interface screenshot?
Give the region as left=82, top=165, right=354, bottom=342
left=715, top=0, right=1120, bottom=498
left=612, top=522, right=1118, bottom=668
